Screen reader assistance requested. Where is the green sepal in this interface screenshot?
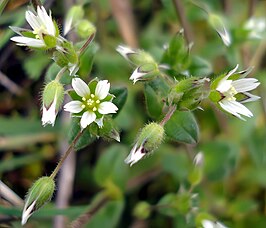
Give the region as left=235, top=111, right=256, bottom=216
left=43, top=34, right=57, bottom=49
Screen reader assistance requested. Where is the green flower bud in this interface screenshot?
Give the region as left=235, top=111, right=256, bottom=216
left=133, top=201, right=151, bottom=219
left=53, top=41, right=79, bottom=75
left=130, top=63, right=160, bottom=84
left=22, top=177, right=55, bottom=225
left=76, top=20, right=96, bottom=39
left=42, top=80, right=64, bottom=126
left=116, top=45, right=156, bottom=66
left=125, top=123, right=164, bottom=166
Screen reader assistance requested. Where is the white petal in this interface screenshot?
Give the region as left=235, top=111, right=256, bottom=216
left=25, top=10, right=41, bottom=31
left=63, top=101, right=83, bottom=113
left=98, top=102, right=118, bottom=114
left=202, top=220, right=214, bottom=228
left=10, top=36, right=45, bottom=48
left=95, top=80, right=110, bottom=100
left=219, top=100, right=253, bottom=119
left=130, top=67, right=146, bottom=84
left=72, top=78, right=90, bottom=97
left=21, top=200, right=36, bottom=225
left=42, top=100, right=57, bottom=126
left=124, top=144, right=146, bottom=166
left=116, top=45, right=135, bottom=61
left=216, top=79, right=232, bottom=93
left=224, top=64, right=239, bottom=80
left=240, top=92, right=260, bottom=103
left=95, top=117, right=104, bottom=128
left=217, top=27, right=231, bottom=46
left=80, top=111, right=96, bottom=129
left=232, top=78, right=260, bottom=92
left=37, top=6, right=55, bottom=36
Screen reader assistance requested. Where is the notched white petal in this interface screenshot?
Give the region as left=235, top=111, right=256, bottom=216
left=63, top=100, right=83, bottom=113
left=98, top=102, right=118, bottom=114
left=95, top=80, right=110, bottom=100
left=80, top=111, right=96, bottom=129
left=72, top=78, right=90, bottom=97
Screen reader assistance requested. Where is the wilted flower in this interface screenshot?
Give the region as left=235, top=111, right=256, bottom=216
left=125, top=123, right=164, bottom=166
left=202, top=220, right=228, bottom=228
left=209, top=65, right=260, bottom=120
left=10, top=6, right=59, bottom=49
left=42, top=80, right=64, bottom=126
left=244, top=17, right=266, bottom=39
left=208, top=13, right=231, bottom=46
left=64, top=78, right=118, bottom=129
left=22, top=177, right=55, bottom=225
left=116, top=45, right=159, bottom=83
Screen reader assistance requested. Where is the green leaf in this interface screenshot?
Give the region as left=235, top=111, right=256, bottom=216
left=110, top=87, right=128, bottom=118
left=68, top=118, right=95, bottom=150
left=144, top=83, right=163, bottom=119
left=78, top=42, right=99, bottom=77
left=164, top=110, right=199, bottom=144
left=93, top=144, right=128, bottom=190
left=189, top=56, right=212, bottom=76
left=201, top=141, right=238, bottom=180
left=86, top=200, right=124, bottom=228
left=23, top=52, right=51, bottom=80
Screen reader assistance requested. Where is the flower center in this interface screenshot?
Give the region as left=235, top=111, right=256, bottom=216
left=33, top=25, right=47, bottom=39
left=224, top=86, right=238, bottom=101
left=81, top=94, right=100, bottom=112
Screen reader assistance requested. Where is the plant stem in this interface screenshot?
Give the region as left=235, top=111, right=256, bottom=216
left=55, top=67, right=67, bottom=82
left=70, top=193, right=109, bottom=227
left=78, top=33, right=95, bottom=56
left=172, top=0, right=193, bottom=44
left=0, top=0, right=9, bottom=15
left=160, top=105, right=177, bottom=126
left=50, top=130, right=83, bottom=179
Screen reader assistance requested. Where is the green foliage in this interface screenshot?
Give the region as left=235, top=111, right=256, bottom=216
left=164, top=110, right=199, bottom=144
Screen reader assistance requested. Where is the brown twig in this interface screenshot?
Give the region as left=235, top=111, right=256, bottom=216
left=172, top=0, right=193, bottom=44
left=70, top=195, right=109, bottom=228
left=248, top=0, right=256, bottom=18
left=0, top=71, right=23, bottom=95
left=110, top=0, right=138, bottom=47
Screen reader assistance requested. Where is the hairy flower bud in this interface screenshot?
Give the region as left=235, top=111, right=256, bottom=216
left=42, top=80, right=64, bottom=126
left=76, top=20, right=96, bottom=39
left=125, top=122, right=164, bottom=166
left=22, top=177, right=55, bottom=225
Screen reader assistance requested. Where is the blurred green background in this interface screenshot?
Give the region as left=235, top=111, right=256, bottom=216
left=0, top=0, right=266, bottom=227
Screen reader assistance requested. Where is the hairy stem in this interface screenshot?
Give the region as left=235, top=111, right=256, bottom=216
left=160, top=105, right=177, bottom=126
left=50, top=130, right=83, bottom=179
left=55, top=67, right=67, bottom=82
left=172, top=0, right=193, bottom=44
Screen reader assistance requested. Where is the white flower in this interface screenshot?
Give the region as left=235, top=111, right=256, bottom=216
left=10, top=6, right=58, bottom=48
left=202, top=220, right=228, bottom=228
left=244, top=17, right=266, bottom=39
left=64, top=78, right=118, bottom=129
left=116, top=45, right=137, bottom=64
left=214, top=65, right=260, bottom=120
left=42, top=98, right=57, bottom=126
left=22, top=199, right=36, bottom=225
